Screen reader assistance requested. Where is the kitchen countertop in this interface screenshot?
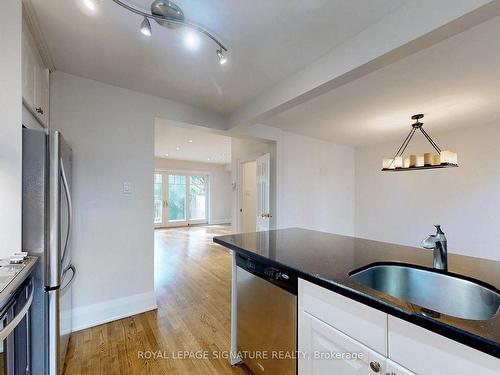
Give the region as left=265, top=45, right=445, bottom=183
left=214, top=228, right=500, bottom=359
left=0, top=256, right=37, bottom=308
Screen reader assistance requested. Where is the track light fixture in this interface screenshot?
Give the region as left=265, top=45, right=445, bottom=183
left=112, top=0, right=229, bottom=64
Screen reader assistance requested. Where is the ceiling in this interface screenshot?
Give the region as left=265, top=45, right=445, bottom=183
left=28, top=0, right=409, bottom=114
left=263, top=15, right=500, bottom=147
left=155, top=122, right=231, bottom=163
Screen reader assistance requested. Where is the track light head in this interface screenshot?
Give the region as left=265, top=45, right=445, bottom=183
left=217, top=49, right=227, bottom=65
left=140, top=17, right=152, bottom=36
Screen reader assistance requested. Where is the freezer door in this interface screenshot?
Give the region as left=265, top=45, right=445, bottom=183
left=45, top=267, right=75, bottom=375
left=59, top=265, right=75, bottom=372
left=47, top=289, right=60, bottom=375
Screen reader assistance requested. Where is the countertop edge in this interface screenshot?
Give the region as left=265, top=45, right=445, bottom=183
left=0, top=257, right=38, bottom=307
left=214, top=237, right=500, bottom=360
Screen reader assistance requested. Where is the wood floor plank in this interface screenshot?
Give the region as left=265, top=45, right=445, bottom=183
left=64, top=225, right=250, bottom=375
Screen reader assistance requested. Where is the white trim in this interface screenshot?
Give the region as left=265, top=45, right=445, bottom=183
left=209, top=218, right=231, bottom=225
left=71, top=290, right=157, bottom=332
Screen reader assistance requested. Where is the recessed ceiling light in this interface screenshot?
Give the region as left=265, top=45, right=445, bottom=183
left=184, top=31, right=200, bottom=51
left=207, top=157, right=211, bottom=161
left=165, top=153, right=169, bottom=157
left=140, top=17, right=152, bottom=36
left=83, top=0, right=97, bottom=11
left=176, top=147, right=180, bottom=151
left=188, top=139, right=193, bottom=143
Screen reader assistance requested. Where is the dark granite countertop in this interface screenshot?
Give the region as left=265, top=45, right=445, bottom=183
left=0, top=256, right=37, bottom=307
left=214, top=228, right=500, bottom=359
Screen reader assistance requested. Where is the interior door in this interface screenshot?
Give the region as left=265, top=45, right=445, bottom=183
left=256, top=153, right=271, bottom=231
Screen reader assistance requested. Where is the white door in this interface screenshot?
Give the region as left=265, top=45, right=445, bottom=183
left=256, top=153, right=271, bottom=231
left=240, top=161, right=257, bottom=232
left=299, top=311, right=387, bottom=375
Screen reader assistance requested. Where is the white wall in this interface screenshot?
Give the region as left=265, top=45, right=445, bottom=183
left=355, top=122, right=500, bottom=261
left=154, top=158, right=231, bottom=224
left=50, top=72, right=226, bottom=331
left=277, top=131, right=355, bottom=235
left=0, top=0, right=22, bottom=258
left=239, top=125, right=356, bottom=236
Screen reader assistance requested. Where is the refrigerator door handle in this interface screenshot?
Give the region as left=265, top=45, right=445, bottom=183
left=61, top=264, right=76, bottom=292
left=60, top=159, right=72, bottom=269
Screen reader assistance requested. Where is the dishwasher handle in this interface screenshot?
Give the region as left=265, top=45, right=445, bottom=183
left=0, top=284, right=34, bottom=341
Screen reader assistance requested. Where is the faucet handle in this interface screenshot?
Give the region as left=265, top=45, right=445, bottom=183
left=434, top=225, right=444, bottom=235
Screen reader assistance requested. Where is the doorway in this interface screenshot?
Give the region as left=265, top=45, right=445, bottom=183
left=154, top=172, right=208, bottom=227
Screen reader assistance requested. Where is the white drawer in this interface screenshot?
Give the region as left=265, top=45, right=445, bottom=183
left=388, top=316, right=500, bottom=375
left=298, top=278, right=387, bottom=355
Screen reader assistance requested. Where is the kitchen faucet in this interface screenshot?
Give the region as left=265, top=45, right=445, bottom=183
left=421, top=225, right=448, bottom=271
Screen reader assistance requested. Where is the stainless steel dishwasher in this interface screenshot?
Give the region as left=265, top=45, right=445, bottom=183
left=236, top=253, right=297, bottom=375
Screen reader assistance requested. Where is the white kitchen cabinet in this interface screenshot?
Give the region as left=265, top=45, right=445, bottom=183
left=386, top=359, right=415, bottom=375
left=22, top=18, right=49, bottom=127
left=388, top=316, right=500, bottom=375
left=298, top=279, right=387, bottom=355
left=299, top=311, right=386, bottom=375
left=298, top=279, right=500, bottom=375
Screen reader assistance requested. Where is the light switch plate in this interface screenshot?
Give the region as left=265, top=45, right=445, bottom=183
left=123, top=182, right=132, bottom=194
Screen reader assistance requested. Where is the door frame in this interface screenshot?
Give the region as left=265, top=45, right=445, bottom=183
left=154, top=169, right=210, bottom=228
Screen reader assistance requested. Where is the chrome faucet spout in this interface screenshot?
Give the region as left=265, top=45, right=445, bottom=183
left=421, top=225, right=448, bottom=271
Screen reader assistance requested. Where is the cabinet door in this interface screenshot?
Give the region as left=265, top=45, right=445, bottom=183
left=22, top=30, right=36, bottom=110
left=35, top=66, right=50, bottom=126
left=299, top=311, right=386, bottom=375
left=386, top=359, right=415, bottom=375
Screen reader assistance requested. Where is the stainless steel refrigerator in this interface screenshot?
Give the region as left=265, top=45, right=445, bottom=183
left=22, top=128, right=75, bottom=375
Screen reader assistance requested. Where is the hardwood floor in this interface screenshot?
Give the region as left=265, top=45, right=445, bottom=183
left=64, top=225, right=250, bottom=375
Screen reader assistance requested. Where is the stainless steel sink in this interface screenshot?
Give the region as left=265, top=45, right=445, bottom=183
left=350, top=264, right=500, bottom=320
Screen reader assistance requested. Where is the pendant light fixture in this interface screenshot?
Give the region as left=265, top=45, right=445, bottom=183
left=382, top=114, right=458, bottom=171
left=111, top=0, right=228, bottom=64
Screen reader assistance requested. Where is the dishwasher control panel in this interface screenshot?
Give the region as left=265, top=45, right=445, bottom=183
left=236, top=253, right=297, bottom=295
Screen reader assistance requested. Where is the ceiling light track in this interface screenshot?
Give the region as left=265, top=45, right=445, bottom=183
left=111, top=0, right=228, bottom=60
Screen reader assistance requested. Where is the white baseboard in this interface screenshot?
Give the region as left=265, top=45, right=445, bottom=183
left=209, top=218, right=231, bottom=225
left=72, top=290, right=157, bottom=332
